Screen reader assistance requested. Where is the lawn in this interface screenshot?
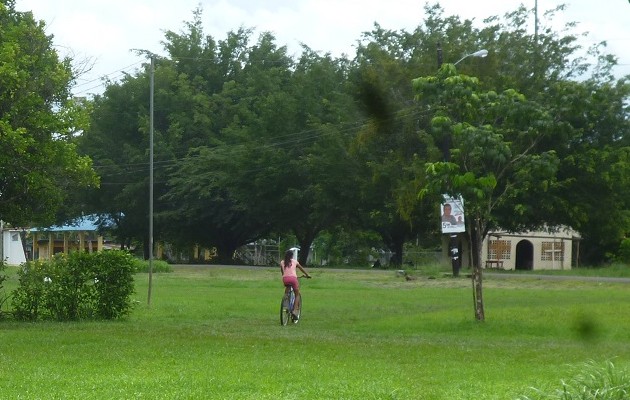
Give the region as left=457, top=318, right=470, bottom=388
left=0, top=265, right=629, bottom=399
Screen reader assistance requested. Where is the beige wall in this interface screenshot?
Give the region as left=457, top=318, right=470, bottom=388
left=482, top=228, right=579, bottom=270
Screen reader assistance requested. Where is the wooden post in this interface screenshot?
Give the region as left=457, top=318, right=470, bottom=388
left=79, top=232, right=84, bottom=252
left=32, top=232, right=38, bottom=260
left=48, top=232, right=53, bottom=259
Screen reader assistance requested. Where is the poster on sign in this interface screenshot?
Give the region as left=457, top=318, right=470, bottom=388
left=440, top=195, right=465, bottom=233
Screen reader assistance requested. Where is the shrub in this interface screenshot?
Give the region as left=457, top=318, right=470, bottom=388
left=132, top=258, right=173, bottom=273
left=617, top=238, right=630, bottom=264
left=11, top=250, right=136, bottom=321
left=11, top=259, right=51, bottom=321
left=519, top=360, right=630, bottom=399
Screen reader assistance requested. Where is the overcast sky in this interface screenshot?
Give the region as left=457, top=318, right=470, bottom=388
left=15, top=0, right=630, bottom=96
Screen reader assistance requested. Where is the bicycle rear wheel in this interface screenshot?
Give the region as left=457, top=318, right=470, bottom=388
left=291, top=293, right=302, bottom=324
left=280, top=293, right=291, bottom=326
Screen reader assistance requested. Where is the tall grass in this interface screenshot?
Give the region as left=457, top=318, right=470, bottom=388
left=520, top=360, right=630, bottom=399
left=0, top=265, right=629, bottom=399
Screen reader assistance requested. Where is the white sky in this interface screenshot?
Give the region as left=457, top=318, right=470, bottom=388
left=15, top=0, right=630, bottom=97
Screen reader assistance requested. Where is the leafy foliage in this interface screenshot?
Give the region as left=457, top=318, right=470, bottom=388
left=11, top=250, right=136, bottom=321
left=132, top=258, right=172, bottom=273
left=76, top=3, right=630, bottom=269
left=0, top=2, right=98, bottom=226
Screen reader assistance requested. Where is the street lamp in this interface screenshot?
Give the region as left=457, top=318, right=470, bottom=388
left=453, top=49, right=488, bottom=66
left=436, top=44, right=488, bottom=68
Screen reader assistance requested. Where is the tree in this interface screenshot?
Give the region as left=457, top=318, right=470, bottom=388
left=0, top=1, right=97, bottom=226
left=471, top=3, right=630, bottom=263
left=349, top=24, right=440, bottom=266
left=414, top=64, right=558, bottom=320
left=165, top=46, right=360, bottom=265
left=268, top=48, right=360, bottom=265
left=538, top=79, right=630, bottom=263
left=80, top=12, right=258, bottom=259
left=78, top=68, right=157, bottom=255
left=158, top=25, right=297, bottom=262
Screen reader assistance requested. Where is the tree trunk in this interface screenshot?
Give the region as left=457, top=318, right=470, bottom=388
left=389, top=239, right=404, bottom=267
left=471, top=264, right=485, bottom=321
left=296, top=234, right=316, bottom=266
left=471, top=220, right=485, bottom=321
left=215, top=243, right=239, bottom=264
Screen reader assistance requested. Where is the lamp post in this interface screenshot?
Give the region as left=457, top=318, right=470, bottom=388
left=434, top=47, right=488, bottom=276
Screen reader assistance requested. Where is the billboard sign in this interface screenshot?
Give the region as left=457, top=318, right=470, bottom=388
left=441, top=195, right=465, bottom=233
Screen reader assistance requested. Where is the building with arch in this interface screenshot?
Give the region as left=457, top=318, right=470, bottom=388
left=482, top=227, right=580, bottom=270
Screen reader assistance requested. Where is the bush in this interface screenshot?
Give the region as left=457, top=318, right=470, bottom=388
left=519, top=360, right=630, bottom=399
left=132, top=258, right=172, bottom=273
left=617, top=238, right=630, bottom=264
left=11, top=250, right=136, bottom=321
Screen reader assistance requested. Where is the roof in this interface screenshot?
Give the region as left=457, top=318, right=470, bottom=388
left=30, top=214, right=114, bottom=232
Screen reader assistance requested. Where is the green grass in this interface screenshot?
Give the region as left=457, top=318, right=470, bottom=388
left=490, top=263, right=630, bottom=278
left=519, top=359, right=630, bottom=399
left=1, top=265, right=629, bottom=399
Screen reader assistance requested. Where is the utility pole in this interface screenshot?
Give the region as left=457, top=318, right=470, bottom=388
left=147, top=55, right=155, bottom=306
left=534, top=0, right=538, bottom=45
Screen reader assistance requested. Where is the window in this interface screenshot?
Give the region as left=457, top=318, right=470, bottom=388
left=488, top=240, right=511, bottom=260
left=541, top=241, right=564, bottom=261
left=11, top=233, right=19, bottom=242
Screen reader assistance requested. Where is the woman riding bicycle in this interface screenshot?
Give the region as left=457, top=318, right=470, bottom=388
left=280, top=249, right=311, bottom=318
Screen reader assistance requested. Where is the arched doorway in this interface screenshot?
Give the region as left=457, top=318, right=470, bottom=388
left=515, top=240, right=534, bottom=270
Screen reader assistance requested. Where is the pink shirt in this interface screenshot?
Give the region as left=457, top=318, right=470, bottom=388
left=281, top=260, right=297, bottom=278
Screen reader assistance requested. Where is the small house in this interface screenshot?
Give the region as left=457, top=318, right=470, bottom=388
left=1, top=228, right=27, bottom=265
left=482, top=227, right=580, bottom=270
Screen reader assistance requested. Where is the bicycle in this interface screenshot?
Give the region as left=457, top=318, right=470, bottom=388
left=280, top=275, right=310, bottom=326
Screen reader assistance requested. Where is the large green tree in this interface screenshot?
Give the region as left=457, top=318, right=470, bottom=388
left=158, top=22, right=297, bottom=262
left=156, top=11, right=359, bottom=264
left=77, top=2, right=630, bottom=269
left=414, top=64, right=558, bottom=321
left=539, top=79, right=630, bottom=263
left=0, top=1, right=97, bottom=226
left=78, top=73, right=154, bottom=254
left=469, top=3, right=630, bottom=263
left=405, top=3, right=630, bottom=320
left=349, top=23, right=440, bottom=266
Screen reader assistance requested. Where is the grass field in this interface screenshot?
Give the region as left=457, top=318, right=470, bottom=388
left=1, top=265, right=629, bottom=399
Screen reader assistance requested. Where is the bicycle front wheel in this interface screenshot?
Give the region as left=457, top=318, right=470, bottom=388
left=280, top=294, right=291, bottom=326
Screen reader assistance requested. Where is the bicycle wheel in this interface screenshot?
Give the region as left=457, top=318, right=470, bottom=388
left=280, top=292, right=291, bottom=326
left=291, top=293, right=302, bottom=324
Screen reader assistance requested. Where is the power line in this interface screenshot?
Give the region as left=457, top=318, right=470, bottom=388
left=89, top=107, right=431, bottom=184
left=72, top=60, right=145, bottom=96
